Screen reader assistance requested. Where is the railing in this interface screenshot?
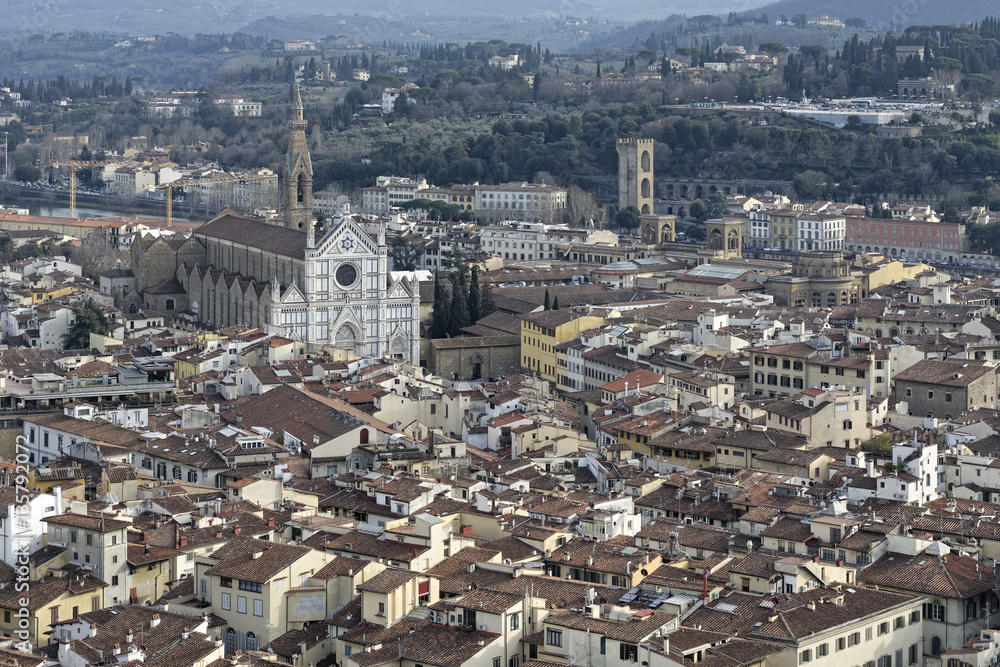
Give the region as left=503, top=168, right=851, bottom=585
left=62, top=382, right=173, bottom=395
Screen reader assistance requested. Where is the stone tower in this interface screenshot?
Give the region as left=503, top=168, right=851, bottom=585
left=283, top=85, right=313, bottom=230
left=616, top=137, right=654, bottom=215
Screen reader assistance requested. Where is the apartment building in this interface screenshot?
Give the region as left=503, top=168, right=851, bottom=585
left=361, top=176, right=430, bottom=213
left=749, top=209, right=771, bottom=248
left=894, top=358, right=999, bottom=419
left=685, top=586, right=923, bottom=667
left=422, top=185, right=477, bottom=213
left=530, top=608, right=676, bottom=666
left=762, top=386, right=871, bottom=449
left=846, top=216, right=964, bottom=263
left=797, top=213, right=846, bottom=252
left=43, top=512, right=129, bottom=606
left=749, top=341, right=888, bottom=399
left=769, top=208, right=801, bottom=250
left=475, top=182, right=568, bottom=223
left=521, top=310, right=605, bottom=384
left=860, top=541, right=998, bottom=654
left=196, top=535, right=329, bottom=654
left=480, top=221, right=617, bottom=261
left=0, top=572, right=107, bottom=648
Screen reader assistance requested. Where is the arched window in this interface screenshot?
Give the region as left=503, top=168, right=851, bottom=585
left=225, top=628, right=237, bottom=654
left=246, top=631, right=258, bottom=652
left=296, top=175, right=305, bottom=204
left=128, top=303, right=138, bottom=314
left=359, top=428, right=369, bottom=445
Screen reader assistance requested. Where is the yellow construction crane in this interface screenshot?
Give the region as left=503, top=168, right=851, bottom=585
left=49, top=160, right=109, bottom=217
left=150, top=172, right=277, bottom=228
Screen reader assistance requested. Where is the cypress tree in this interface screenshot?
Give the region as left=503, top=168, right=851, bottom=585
left=449, top=269, right=471, bottom=336
left=430, top=271, right=452, bottom=339
left=469, top=266, right=482, bottom=323
left=543, top=288, right=551, bottom=310
left=481, top=283, right=497, bottom=318
left=552, top=296, right=560, bottom=310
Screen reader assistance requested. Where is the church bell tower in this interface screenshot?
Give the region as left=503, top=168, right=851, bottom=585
left=283, top=84, right=313, bottom=230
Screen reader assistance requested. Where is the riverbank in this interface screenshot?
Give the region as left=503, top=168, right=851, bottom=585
left=0, top=182, right=212, bottom=223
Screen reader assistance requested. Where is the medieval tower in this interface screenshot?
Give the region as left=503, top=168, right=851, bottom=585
left=616, top=137, right=654, bottom=215
left=283, top=85, right=313, bottom=230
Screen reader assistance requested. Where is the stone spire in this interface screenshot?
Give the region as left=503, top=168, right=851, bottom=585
left=282, top=83, right=313, bottom=230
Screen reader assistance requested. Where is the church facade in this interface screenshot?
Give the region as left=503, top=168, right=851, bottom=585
left=268, top=212, right=420, bottom=361
left=130, top=87, right=421, bottom=363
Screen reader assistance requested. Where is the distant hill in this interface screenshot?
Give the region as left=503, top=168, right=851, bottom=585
left=748, top=0, right=999, bottom=30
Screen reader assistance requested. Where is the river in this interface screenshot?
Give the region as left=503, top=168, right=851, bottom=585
left=8, top=200, right=200, bottom=223
left=0, top=187, right=205, bottom=223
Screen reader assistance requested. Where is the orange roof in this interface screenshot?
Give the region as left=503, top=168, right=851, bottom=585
left=601, top=369, right=663, bottom=393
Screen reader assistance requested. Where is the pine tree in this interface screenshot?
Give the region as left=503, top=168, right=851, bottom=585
left=552, top=296, right=560, bottom=310
left=543, top=288, right=551, bottom=310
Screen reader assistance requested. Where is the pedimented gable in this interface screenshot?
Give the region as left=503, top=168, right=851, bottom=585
left=280, top=282, right=307, bottom=304
left=315, top=216, right=378, bottom=258
left=332, top=305, right=363, bottom=330
left=387, top=280, right=412, bottom=300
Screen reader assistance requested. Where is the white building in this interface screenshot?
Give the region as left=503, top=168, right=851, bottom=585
left=846, top=440, right=940, bottom=505
left=797, top=213, right=846, bottom=251
left=268, top=207, right=422, bottom=362
left=381, top=88, right=417, bottom=114
left=488, top=55, right=520, bottom=70
left=0, top=488, right=60, bottom=567
left=361, top=176, right=430, bottom=214
left=213, top=95, right=263, bottom=117
left=479, top=220, right=611, bottom=261
left=284, top=39, right=316, bottom=51
left=475, top=182, right=568, bottom=223
left=748, top=210, right=771, bottom=249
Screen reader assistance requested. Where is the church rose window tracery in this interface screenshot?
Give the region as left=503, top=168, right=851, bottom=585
left=335, top=263, right=359, bottom=288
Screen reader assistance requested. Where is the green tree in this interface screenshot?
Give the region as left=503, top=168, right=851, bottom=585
left=688, top=200, right=708, bottom=222
left=448, top=268, right=471, bottom=336
left=759, top=42, right=788, bottom=55
left=13, top=164, right=40, bottom=183
left=481, top=283, right=497, bottom=318
left=543, top=288, right=551, bottom=310
left=387, top=234, right=420, bottom=271
left=430, top=272, right=452, bottom=339
left=468, top=266, right=483, bottom=323
left=62, top=299, right=110, bottom=349
left=614, top=205, right=640, bottom=230
left=963, top=74, right=997, bottom=102
left=552, top=296, right=560, bottom=310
